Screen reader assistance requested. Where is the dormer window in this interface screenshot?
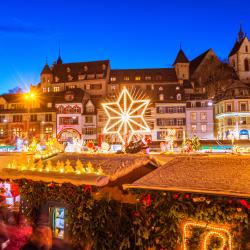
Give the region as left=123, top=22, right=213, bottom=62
left=66, top=67, right=71, bottom=73
left=124, top=76, right=130, bottom=81
left=110, top=76, right=116, bottom=82
left=55, top=76, right=59, bottom=82
left=135, top=76, right=141, bottom=81
left=176, top=93, right=182, bottom=100
left=67, top=75, right=73, bottom=81
left=78, top=74, right=86, bottom=80
left=102, top=64, right=106, bottom=70
left=84, top=65, right=88, bottom=72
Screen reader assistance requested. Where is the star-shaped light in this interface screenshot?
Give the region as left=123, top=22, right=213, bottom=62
left=102, top=87, right=150, bottom=144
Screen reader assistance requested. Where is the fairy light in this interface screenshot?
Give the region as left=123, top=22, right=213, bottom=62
left=183, top=222, right=232, bottom=250
left=203, top=231, right=226, bottom=250
left=102, top=87, right=150, bottom=144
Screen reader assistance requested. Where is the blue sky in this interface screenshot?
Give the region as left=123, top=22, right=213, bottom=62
left=0, top=0, right=249, bottom=93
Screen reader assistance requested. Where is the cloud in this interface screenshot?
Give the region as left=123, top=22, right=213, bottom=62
left=0, top=18, right=43, bottom=34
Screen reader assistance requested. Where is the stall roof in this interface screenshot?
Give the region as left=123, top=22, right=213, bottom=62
left=123, top=155, right=250, bottom=198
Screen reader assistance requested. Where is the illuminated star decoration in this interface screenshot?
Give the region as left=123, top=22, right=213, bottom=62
left=102, top=87, right=150, bottom=144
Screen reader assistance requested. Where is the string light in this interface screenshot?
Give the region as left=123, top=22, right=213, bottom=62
left=102, top=87, right=150, bottom=144
left=183, top=222, right=232, bottom=250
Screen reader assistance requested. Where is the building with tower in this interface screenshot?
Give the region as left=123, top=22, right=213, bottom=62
left=229, top=25, right=250, bottom=83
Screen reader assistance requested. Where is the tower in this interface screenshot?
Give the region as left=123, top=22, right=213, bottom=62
left=229, top=25, right=250, bottom=83
left=173, top=48, right=190, bottom=82
left=40, top=62, right=53, bottom=91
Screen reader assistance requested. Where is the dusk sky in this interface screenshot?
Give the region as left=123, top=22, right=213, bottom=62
left=0, top=0, right=249, bottom=93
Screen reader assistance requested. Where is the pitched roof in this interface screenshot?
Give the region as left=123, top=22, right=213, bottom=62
left=48, top=60, right=110, bottom=83
left=228, top=38, right=245, bottom=57
left=124, top=155, right=250, bottom=198
left=173, top=49, right=189, bottom=65
left=110, top=68, right=178, bottom=83
left=189, top=49, right=212, bottom=76
left=41, top=64, right=52, bottom=74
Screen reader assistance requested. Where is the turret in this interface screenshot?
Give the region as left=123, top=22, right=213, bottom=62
left=173, top=48, right=190, bottom=81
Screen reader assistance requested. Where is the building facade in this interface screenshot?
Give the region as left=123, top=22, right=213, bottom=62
left=186, top=95, right=214, bottom=140
left=1, top=26, right=250, bottom=144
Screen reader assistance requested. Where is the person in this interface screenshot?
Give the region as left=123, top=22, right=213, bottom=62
left=21, top=226, right=52, bottom=250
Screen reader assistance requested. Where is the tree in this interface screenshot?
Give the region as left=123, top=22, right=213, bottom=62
left=191, top=136, right=201, bottom=151
left=8, top=86, right=23, bottom=94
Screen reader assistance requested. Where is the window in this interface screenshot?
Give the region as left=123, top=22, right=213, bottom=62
left=177, top=119, right=183, bottom=125
left=0, top=116, right=5, bottom=123
left=42, top=87, right=47, bottom=93
left=86, top=106, right=94, bottom=113
left=45, top=114, right=52, bottom=122
left=58, top=105, right=64, bottom=113
left=111, top=85, right=116, bottom=91
left=59, top=117, right=78, bottom=125
left=176, top=94, right=182, bottom=100
left=87, top=74, right=95, bottom=80
left=85, top=116, right=93, bottom=123
left=191, top=125, right=197, bottom=132
left=124, top=76, right=130, bottom=81
left=227, top=118, right=233, bottom=125
left=30, top=114, right=37, bottom=122
left=240, top=103, right=247, bottom=111
left=98, top=115, right=107, bottom=122
left=226, top=104, right=232, bottom=112
left=78, top=75, right=85, bottom=80
left=12, top=128, right=22, bottom=136
left=244, top=58, right=249, bottom=71
left=240, top=117, right=247, bottom=125
left=110, top=77, right=116, bottom=82
left=201, top=124, right=207, bottom=133
left=65, top=106, right=73, bottom=113
left=145, top=76, right=152, bottom=81
left=53, top=86, right=60, bottom=92
left=191, top=112, right=197, bottom=121
left=68, top=85, right=76, bottom=89
left=135, top=76, right=141, bottom=81
left=47, top=87, right=50, bottom=92
left=0, top=128, right=5, bottom=138
left=177, top=107, right=184, bottom=113
left=159, top=94, right=164, bottom=101
left=0, top=105, right=4, bottom=110
left=84, top=128, right=96, bottom=135
left=73, top=106, right=81, bottom=113
left=156, top=75, right=162, bottom=81
left=13, top=115, right=22, bottom=122
left=47, top=103, right=52, bottom=108
left=246, top=46, right=248, bottom=52
left=200, top=112, right=207, bottom=121
left=45, top=126, right=53, bottom=135
left=90, top=84, right=102, bottom=90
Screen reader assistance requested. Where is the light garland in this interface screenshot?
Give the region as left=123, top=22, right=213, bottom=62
left=183, top=221, right=232, bottom=250
left=102, top=87, right=150, bottom=144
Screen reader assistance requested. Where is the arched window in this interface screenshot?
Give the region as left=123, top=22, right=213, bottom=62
left=244, top=58, right=249, bottom=71
left=73, top=105, right=81, bottom=113
left=58, top=105, right=64, bottom=114
left=65, top=105, right=72, bottom=114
